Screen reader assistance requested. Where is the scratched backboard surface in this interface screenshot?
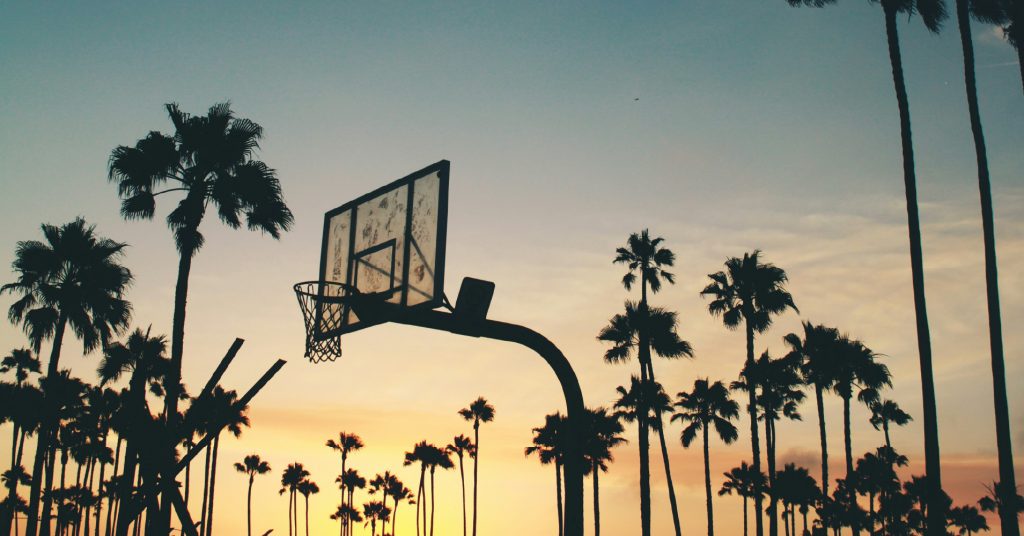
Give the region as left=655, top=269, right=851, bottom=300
left=316, top=161, right=449, bottom=338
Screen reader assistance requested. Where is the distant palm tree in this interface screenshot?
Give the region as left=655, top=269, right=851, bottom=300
left=386, top=480, right=412, bottom=536
left=772, top=464, right=818, bottom=536
left=701, top=250, right=797, bottom=536
left=525, top=412, right=568, bottom=536
left=369, top=471, right=399, bottom=534
left=832, top=336, right=891, bottom=480
left=673, top=379, right=740, bottom=536
left=785, top=0, right=948, bottom=530
left=362, top=501, right=391, bottom=536
left=234, top=454, right=271, bottom=536
left=404, top=442, right=432, bottom=536
left=581, top=407, right=625, bottom=536
left=2, top=219, right=132, bottom=536
left=327, top=432, right=363, bottom=536
left=280, top=463, right=310, bottom=536
left=330, top=504, right=362, bottom=536
left=869, top=399, right=912, bottom=450
left=612, top=229, right=683, bottom=536
left=195, top=386, right=249, bottom=536
left=597, top=300, right=692, bottom=536
left=719, top=462, right=765, bottom=536
left=853, top=447, right=907, bottom=534
left=458, top=397, right=493, bottom=536
left=949, top=504, right=990, bottom=535
left=978, top=480, right=1024, bottom=523
left=446, top=435, right=475, bottom=536
left=297, top=479, right=319, bottom=536
left=338, top=469, right=366, bottom=536
left=1, top=348, right=40, bottom=535
left=108, top=103, right=293, bottom=442
left=423, top=444, right=452, bottom=536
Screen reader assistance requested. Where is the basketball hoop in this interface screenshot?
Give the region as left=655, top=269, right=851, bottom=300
left=293, top=281, right=353, bottom=362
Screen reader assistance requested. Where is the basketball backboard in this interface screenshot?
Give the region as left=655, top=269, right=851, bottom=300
left=312, top=160, right=449, bottom=341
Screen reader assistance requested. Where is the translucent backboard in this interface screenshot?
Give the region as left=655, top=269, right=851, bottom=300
left=314, top=160, right=449, bottom=339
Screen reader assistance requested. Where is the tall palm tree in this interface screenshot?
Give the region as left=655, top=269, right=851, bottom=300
left=446, top=435, right=475, bottom=536
left=597, top=300, right=691, bottom=536
left=423, top=444, right=452, bottom=536
left=832, top=336, right=891, bottom=480
left=387, top=481, right=412, bottom=536
left=719, top=462, right=765, bottom=536
left=613, top=229, right=682, bottom=536
left=330, top=504, right=362, bottom=536
left=951, top=3, right=1020, bottom=532
left=234, top=454, right=271, bottom=536
left=2, top=219, right=133, bottom=536
left=2, top=349, right=40, bottom=536
left=673, top=379, right=740, bottom=536
left=403, top=442, right=431, bottom=536
left=339, top=469, right=365, bottom=536
left=701, top=250, right=797, bottom=536
left=772, top=464, right=819, bottom=536
left=369, top=471, right=398, bottom=534
left=108, top=103, right=293, bottom=528
left=869, top=399, right=912, bottom=450
left=785, top=1, right=948, bottom=530
left=525, top=412, right=567, bottom=536
left=362, top=501, right=390, bottom=536
left=784, top=321, right=841, bottom=497
left=978, top=480, right=1024, bottom=523
left=326, top=431, right=363, bottom=535
left=581, top=407, right=625, bottom=536
left=458, top=397, right=493, bottom=536
left=280, top=463, right=310, bottom=536
left=297, top=479, right=319, bottom=536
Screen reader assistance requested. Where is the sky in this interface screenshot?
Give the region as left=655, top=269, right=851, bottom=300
left=1, top=1, right=1022, bottom=534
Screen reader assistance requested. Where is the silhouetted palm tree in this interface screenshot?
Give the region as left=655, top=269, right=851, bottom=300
left=853, top=447, right=907, bottom=534
left=331, top=504, right=362, bottom=536
left=234, top=454, right=271, bottom=536
left=949, top=504, right=989, bottom=535
left=612, top=228, right=682, bottom=536
left=193, top=386, right=249, bottom=536
left=701, top=250, right=797, bottom=536
left=108, top=105, right=293, bottom=529
left=280, top=463, right=310, bottom=536
left=2, top=219, right=132, bottom=536
left=786, top=0, right=948, bottom=530
left=869, top=399, right=912, bottom=450
left=446, top=435, right=475, bottom=536
left=526, top=412, right=568, bottom=536
left=978, top=480, right=1024, bottom=524
left=458, top=397, right=493, bottom=536
left=386, top=479, right=412, bottom=536
left=771, top=464, right=818, bottom=536
left=2, top=348, right=40, bottom=535
left=404, top=442, right=431, bottom=536
left=327, top=432, right=362, bottom=536
left=297, top=479, right=319, bottom=536
left=339, top=469, right=365, bottom=536
left=422, top=444, right=451, bottom=536
left=673, top=379, right=740, bottom=536
left=832, top=336, right=891, bottom=481
left=581, top=407, right=625, bottom=536
left=362, top=501, right=390, bottom=536
left=369, top=471, right=398, bottom=535
left=719, top=462, right=765, bottom=536
left=784, top=321, right=841, bottom=498
left=598, top=300, right=691, bottom=536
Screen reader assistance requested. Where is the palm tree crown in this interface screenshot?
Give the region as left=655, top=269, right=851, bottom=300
left=700, top=250, right=797, bottom=333
left=1, top=349, right=40, bottom=384
left=673, top=379, right=740, bottom=447
left=597, top=301, right=693, bottom=364
left=613, top=229, right=676, bottom=294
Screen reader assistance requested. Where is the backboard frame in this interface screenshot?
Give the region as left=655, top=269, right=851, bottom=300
left=315, top=160, right=450, bottom=340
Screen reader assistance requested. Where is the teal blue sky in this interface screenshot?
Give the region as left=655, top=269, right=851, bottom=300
left=1, top=2, right=1022, bottom=535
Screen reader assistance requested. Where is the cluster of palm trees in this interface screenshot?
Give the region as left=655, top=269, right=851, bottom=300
left=519, top=230, right=1020, bottom=536
left=0, top=101, right=294, bottom=536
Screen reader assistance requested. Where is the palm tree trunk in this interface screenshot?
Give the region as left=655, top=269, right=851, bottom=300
left=105, top=437, right=121, bottom=536
left=304, top=494, right=309, bottom=536
left=286, top=490, right=292, bottom=536
left=416, top=468, right=424, bottom=536
left=645, top=361, right=682, bottom=536
left=813, top=386, right=828, bottom=497
left=40, top=439, right=58, bottom=536
left=635, top=356, right=652, bottom=536
left=743, top=496, right=748, bottom=536
left=881, top=6, right=943, bottom=535
left=744, top=317, right=764, bottom=536
left=340, top=454, right=347, bottom=536
left=592, top=461, right=600, bottom=536
left=471, top=422, right=479, bottom=536
left=26, top=316, right=67, bottom=536
left=954, top=3, right=1019, bottom=535
left=802, top=508, right=808, bottom=536
left=246, top=476, right=253, bottom=536
left=555, top=461, right=563, bottom=536
left=766, top=417, right=777, bottom=536
left=703, top=427, right=714, bottom=536
left=429, top=467, right=436, bottom=536
left=392, top=498, right=399, bottom=536
left=198, top=445, right=211, bottom=536
left=205, top=436, right=220, bottom=536
left=883, top=421, right=891, bottom=451
left=95, top=457, right=106, bottom=536
left=842, top=396, right=853, bottom=479
left=868, top=492, right=875, bottom=536
left=3, top=423, right=22, bottom=536
left=458, top=455, right=467, bottom=536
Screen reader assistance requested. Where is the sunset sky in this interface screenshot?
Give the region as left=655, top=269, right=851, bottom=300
left=1, top=1, right=1022, bottom=534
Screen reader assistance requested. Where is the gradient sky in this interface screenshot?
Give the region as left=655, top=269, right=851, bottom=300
left=2, top=1, right=1022, bottom=534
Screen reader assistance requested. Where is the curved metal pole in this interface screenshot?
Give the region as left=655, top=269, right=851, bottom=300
left=389, top=307, right=586, bottom=536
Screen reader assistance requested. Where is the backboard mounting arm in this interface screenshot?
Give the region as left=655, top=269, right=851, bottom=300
left=383, top=305, right=586, bottom=536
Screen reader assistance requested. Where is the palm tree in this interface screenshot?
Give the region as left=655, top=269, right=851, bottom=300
left=673, top=379, right=740, bottom=536
left=701, top=250, right=797, bottom=536
left=948, top=0, right=1019, bottom=528
left=786, top=1, right=948, bottom=530
left=369, top=472, right=398, bottom=534
left=719, top=462, right=765, bottom=536
left=2, top=219, right=133, bottom=536
left=784, top=321, right=841, bottom=498
left=192, top=386, right=249, bottom=536
left=339, top=469, right=366, bottom=536
left=422, top=444, right=452, bottom=536
left=386, top=479, right=412, bottom=536
left=327, top=431, right=363, bottom=536
left=458, top=397, right=493, bottom=536
left=330, top=504, right=362, bottom=536
left=297, top=479, right=319, bottom=536
left=404, top=442, right=431, bottom=536
left=108, top=105, right=293, bottom=528
left=612, top=229, right=682, bottom=536
left=2, top=349, right=40, bottom=536
left=869, top=399, right=912, bottom=450
left=949, top=504, right=989, bottom=535
left=234, top=454, right=271, bottom=536
left=362, top=501, right=391, bottom=536
left=446, top=435, right=475, bottom=536
left=581, top=407, right=625, bottom=536
left=597, top=301, right=691, bottom=536
left=772, top=464, right=818, bottom=536
left=832, top=336, right=891, bottom=480
left=280, top=463, right=310, bottom=536
left=978, top=481, right=1024, bottom=524
left=525, top=412, right=567, bottom=536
